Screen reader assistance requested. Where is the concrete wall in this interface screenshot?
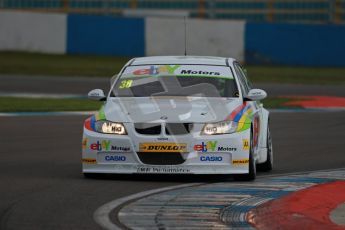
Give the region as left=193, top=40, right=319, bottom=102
left=0, top=11, right=66, bottom=54
left=145, top=17, right=245, bottom=62
left=1, top=11, right=345, bottom=66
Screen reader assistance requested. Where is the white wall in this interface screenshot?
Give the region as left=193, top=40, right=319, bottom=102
left=0, top=11, right=67, bottom=54
left=145, top=17, right=245, bottom=62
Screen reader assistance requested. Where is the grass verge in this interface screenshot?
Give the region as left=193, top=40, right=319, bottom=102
left=0, top=52, right=344, bottom=85
left=0, top=96, right=295, bottom=112
left=262, top=97, right=300, bottom=109
left=0, top=52, right=128, bottom=77
left=0, top=97, right=102, bottom=112
left=247, top=66, right=345, bottom=85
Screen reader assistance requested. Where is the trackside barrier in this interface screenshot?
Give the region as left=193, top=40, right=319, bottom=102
left=0, top=11, right=67, bottom=53
left=1, top=11, right=345, bottom=66
left=245, top=22, right=345, bottom=66
left=67, top=14, right=145, bottom=56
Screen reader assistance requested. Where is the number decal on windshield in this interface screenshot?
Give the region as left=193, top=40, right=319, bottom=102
left=119, top=80, right=133, bottom=89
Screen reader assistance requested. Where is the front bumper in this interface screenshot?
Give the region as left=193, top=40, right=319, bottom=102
left=82, top=126, right=251, bottom=175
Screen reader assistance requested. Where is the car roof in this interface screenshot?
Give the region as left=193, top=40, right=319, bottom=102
left=129, top=56, right=236, bottom=66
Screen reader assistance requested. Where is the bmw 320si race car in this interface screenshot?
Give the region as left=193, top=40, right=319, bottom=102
left=82, top=56, right=273, bottom=180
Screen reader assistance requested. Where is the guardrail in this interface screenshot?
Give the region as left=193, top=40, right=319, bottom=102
left=0, top=0, right=345, bottom=24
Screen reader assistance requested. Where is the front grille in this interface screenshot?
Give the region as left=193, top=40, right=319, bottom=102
left=137, top=152, right=186, bottom=165
left=135, top=123, right=161, bottom=135
left=165, top=123, right=193, bottom=135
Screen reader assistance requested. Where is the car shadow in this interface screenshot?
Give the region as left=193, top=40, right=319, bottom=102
left=82, top=173, right=240, bottom=183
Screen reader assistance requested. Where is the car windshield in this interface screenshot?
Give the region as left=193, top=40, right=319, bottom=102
left=111, top=65, right=238, bottom=97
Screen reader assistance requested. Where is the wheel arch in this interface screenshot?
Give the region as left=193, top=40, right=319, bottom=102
left=256, top=108, right=270, bottom=164
left=259, top=108, right=270, bottom=149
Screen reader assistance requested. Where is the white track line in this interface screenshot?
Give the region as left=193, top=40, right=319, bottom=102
left=93, top=183, right=202, bottom=230
left=93, top=167, right=345, bottom=230
left=257, top=167, right=345, bottom=179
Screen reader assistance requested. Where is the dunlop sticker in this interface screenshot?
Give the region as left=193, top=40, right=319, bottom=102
left=139, top=143, right=187, bottom=153
left=82, top=158, right=96, bottom=164
left=243, top=139, right=249, bottom=150
left=232, top=159, right=249, bottom=165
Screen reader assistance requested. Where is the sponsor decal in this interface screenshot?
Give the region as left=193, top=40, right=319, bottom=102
left=90, top=140, right=130, bottom=152
left=232, top=159, right=249, bottom=165
left=227, top=102, right=253, bottom=132
left=82, top=138, right=88, bottom=150
left=157, top=137, right=169, bottom=141
left=194, top=141, right=217, bottom=152
left=133, top=65, right=180, bottom=75
left=82, top=158, right=96, bottom=164
left=194, top=141, right=236, bottom=152
left=129, top=65, right=231, bottom=79
left=90, top=140, right=110, bottom=151
left=119, top=79, right=133, bottom=89
left=243, top=139, right=249, bottom=150
left=104, top=155, right=126, bottom=162
left=180, top=70, right=220, bottom=76
left=139, top=143, right=187, bottom=153
left=110, top=145, right=130, bottom=152
left=200, top=156, right=223, bottom=162
left=217, top=147, right=237, bottom=152
left=137, top=166, right=190, bottom=173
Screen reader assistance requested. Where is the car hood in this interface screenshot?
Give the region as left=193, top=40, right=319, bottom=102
left=103, top=97, right=242, bottom=123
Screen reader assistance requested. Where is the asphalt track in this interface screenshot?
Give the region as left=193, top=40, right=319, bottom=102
left=1, top=74, right=345, bottom=229
left=1, top=111, right=345, bottom=229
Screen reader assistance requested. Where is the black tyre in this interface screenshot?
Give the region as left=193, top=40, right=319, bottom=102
left=234, top=131, right=256, bottom=181
left=257, top=127, right=273, bottom=172
left=83, top=173, right=100, bottom=179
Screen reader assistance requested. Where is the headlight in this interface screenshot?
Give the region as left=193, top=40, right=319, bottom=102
left=201, top=121, right=238, bottom=135
left=95, top=120, right=127, bottom=135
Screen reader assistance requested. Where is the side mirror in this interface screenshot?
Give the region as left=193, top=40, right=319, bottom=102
left=244, top=89, right=267, bottom=101
left=88, top=89, right=106, bottom=101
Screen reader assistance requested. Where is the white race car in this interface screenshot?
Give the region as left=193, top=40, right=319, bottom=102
left=82, top=56, right=273, bottom=180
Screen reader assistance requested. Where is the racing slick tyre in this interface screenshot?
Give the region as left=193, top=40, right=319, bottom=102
left=257, top=126, right=273, bottom=172
left=234, top=130, right=256, bottom=181
left=83, top=173, right=100, bottom=179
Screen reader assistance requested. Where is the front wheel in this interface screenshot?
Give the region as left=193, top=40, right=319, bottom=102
left=83, top=173, right=100, bottom=179
left=234, top=131, right=256, bottom=181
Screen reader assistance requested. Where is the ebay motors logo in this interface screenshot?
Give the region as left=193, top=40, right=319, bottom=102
left=133, top=65, right=180, bottom=75
left=90, top=140, right=130, bottom=152
left=194, top=141, right=217, bottom=152
left=90, top=140, right=111, bottom=151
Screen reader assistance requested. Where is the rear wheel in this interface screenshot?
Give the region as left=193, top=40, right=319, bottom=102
left=257, top=127, right=273, bottom=171
left=234, top=131, right=256, bottom=181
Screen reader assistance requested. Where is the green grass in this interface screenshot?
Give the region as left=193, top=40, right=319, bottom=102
left=262, top=97, right=299, bottom=109
left=0, top=52, right=344, bottom=84
left=246, top=66, right=345, bottom=85
left=0, top=96, right=295, bottom=112
left=0, top=52, right=129, bottom=77
left=0, top=97, right=103, bottom=112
